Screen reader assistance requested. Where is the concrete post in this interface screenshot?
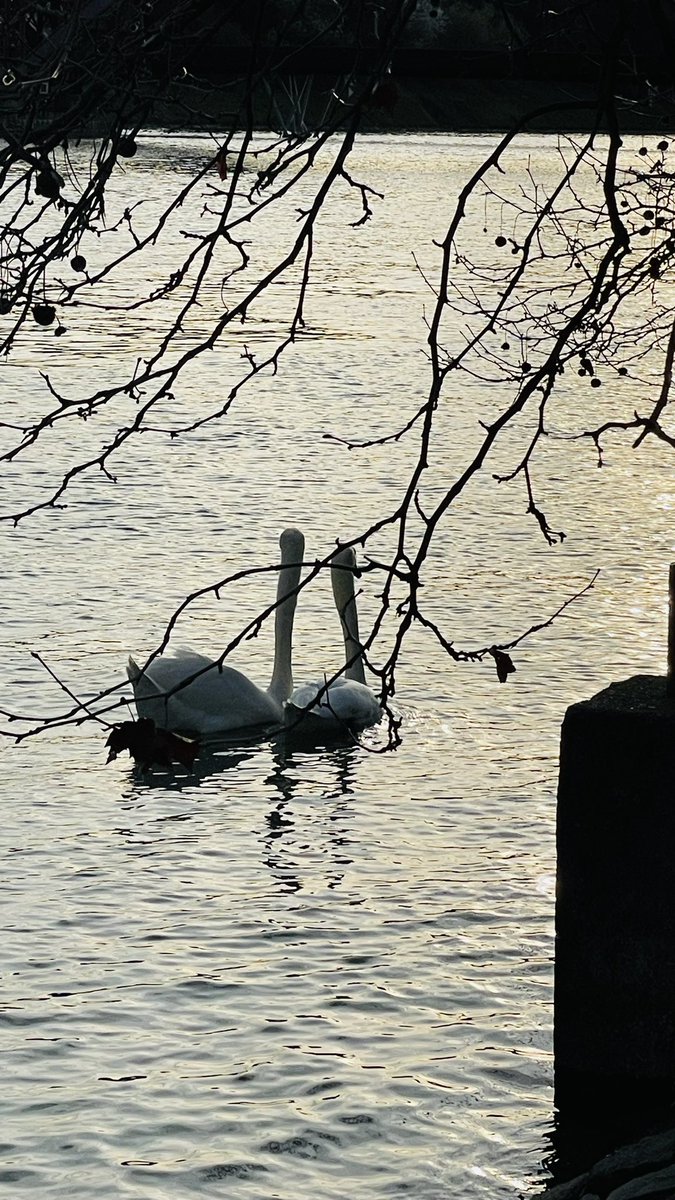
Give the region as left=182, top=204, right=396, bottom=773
left=555, top=669, right=675, bottom=1114
left=668, top=562, right=675, bottom=698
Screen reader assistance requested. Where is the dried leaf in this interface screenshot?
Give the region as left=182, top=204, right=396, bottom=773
left=489, top=647, right=516, bottom=684
left=106, top=718, right=199, bottom=770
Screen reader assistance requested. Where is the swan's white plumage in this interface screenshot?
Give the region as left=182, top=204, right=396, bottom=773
left=285, top=545, right=382, bottom=731
left=289, top=675, right=382, bottom=725
left=127, top=528, right=305, bottom=735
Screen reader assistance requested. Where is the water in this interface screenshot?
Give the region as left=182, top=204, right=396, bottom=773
left=1, top=131, right=674, bottom=1199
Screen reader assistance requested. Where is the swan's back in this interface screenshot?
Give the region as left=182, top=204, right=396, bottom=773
left=286, top=675, right=382, bottom=729
left=127, top=652, right=280, bottom=735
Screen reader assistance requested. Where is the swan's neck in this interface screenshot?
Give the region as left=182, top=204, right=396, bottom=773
left=331, top=550, right=366, bottom=685
left=268, top=533, right=303, bottom=704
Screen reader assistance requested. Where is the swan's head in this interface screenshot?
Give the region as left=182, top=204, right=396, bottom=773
left=279, top=527, right=305, bottom=561
left=331, top=545, right=360, bottom=609
left=331, top=544, right=366, bottom=685
left=333, top=545, right=358, bottom=574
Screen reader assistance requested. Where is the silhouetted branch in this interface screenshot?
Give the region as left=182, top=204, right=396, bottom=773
left=3, top=2, right=675, bottom=752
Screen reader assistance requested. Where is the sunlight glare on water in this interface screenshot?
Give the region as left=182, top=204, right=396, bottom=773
left=1, top=132, right=674, bottom=1200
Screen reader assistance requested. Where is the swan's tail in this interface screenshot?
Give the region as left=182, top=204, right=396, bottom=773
left=127, top=655, right=142, bottom=683
left=127, top=655, right=162, bottom=699
left=126, top=655, right=168, bottom=727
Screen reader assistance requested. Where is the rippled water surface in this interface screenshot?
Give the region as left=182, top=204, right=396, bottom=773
left=1, top=132, right=674, bottom=1199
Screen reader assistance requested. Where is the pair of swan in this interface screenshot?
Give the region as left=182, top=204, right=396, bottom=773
left=127, top=529, right=381, bottom=737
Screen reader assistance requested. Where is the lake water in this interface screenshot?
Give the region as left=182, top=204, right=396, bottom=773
left=1, top=131, right=674, bottom=1199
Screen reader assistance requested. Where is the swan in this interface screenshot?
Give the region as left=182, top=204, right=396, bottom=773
left=285, top=545, right=382, bottom=732
left=127, top=527, right=305, bottom=735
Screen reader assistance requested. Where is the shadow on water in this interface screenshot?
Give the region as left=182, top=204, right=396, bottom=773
left=112, top=716, right=374, bottom=792
left=109, top=715, right=367, bottom=897
left=112, top=723, right=364, bottom=892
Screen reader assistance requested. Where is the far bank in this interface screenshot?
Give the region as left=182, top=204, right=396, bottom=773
left=151, top=72, right=675, bottom=136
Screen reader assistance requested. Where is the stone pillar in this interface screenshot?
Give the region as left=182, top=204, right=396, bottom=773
left=555, top=674, right=675, bottom=1113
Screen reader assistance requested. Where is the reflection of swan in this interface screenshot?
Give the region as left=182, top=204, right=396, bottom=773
left=285, top=545, right=382, bottom=731
left=127, top=528, right=305, bottom=735
left=262, top=742, right=360, bottom=894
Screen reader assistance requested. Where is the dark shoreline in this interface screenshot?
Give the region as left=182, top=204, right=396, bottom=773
left=151, top=74, right=675, bottom=136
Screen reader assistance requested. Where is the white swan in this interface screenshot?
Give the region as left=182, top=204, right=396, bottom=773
left=285, top=545, right=382, bottom=732
left=127, top=528, right=305, bottom=735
